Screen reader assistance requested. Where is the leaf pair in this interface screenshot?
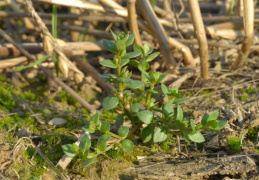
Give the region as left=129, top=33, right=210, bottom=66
left=142, top=126, right=167, bottom=143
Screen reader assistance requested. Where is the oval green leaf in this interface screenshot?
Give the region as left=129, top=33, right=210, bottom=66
left=163, top=102, right=174, bottom=117
left=81, top=157, right=96, bottom=168
left=103, top=39, right=115, bottom=52
left=79, top=134, right=91, bottom=153
left=97, top=139, right=107, bottom=151
left=187, top=131, right=205, bottom=143
left=103, top=97, right=119, bottom=110
left=128, top=80, right=145, bottom=89
left=121, top=139, right=134, bottom=152
left=176, top=105, right=183, bottom=121
left=142, top=126, right=154, bottom=143
left=61, top=144, right=76, bottom=157
left=153, top=126, right=167, bottom=143
left=100, top=59, right=117, bottom=68
left=100, top=122, right=111, bottom=133
left=137, top=110, right=153, bottom=124
left=118, top=127, right=129, bottom=137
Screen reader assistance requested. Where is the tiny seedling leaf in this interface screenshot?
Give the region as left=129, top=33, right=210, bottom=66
left=125, top=34, right=135, bottom=47
left=79, top=134, right=91, bottom=153
left=101, top=134, right=111, bottom=141
left=142, top=126, right=154, bottom=143
left=176, top=105, right=183, bottom=121
left=103, top=97, right=119, bottom=110
left=201, top=110, right=219, bottom=125
left=130, top=103, right=143, bottom=113
left=103, top=39, right=115, bottom=52
left=121, top=139, right=134, bottom=152
left=100, top=60, right=117, bottom=68
left=81, top=157, right=96, bottom=168
left=110, top=29, right=117, bottom=41
left=138, top=61, right=150, bottom=71
left=117, top=77, right=132, bottom=83
left=118, top=127, right=129, bottom=137
left=173, top=98, right=189, bottom=104
left=142, top=43, right=150, bottom=55
left=153, top=126, right=167, bottom=143
left=157, top=73, right=167, bottom=83
left=100, top=122, right=111, bottom=133
left=91, top=113, right=102, bottom=128
left=190, top=119, right=195, bottom=132
left=128, top=80, right=145, bottom=89
left=128, top=60, right=139, bottom=67
left=146, top=52, right=160, bottom=62
left=161, top=84, right=169, bottom=96
left=120, top=59, right=129, bottom=67
left=97, top=139, right=107, bottom=151
left=163, top=102, right=174, bottom=117
left=187, top=131, right=205, bottom=143
left=141, top=70, right=152, bottom=82
left=123, top=51, right=141, bottom=59
left=137, top=110, right=153, bottom=124
left=207, top=120, right=218, bottom=128
left=82, top=125, right=95, bottom=133
left=61, top=144, right=76, bottom=157
left=214, top=120, right=227, bottom=131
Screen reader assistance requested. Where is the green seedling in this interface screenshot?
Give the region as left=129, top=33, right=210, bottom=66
left=62, top=31, right=227, bottom=167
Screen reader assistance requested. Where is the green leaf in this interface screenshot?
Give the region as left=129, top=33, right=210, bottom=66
left=16, top=55, right=53, bottom=70
left=115, top=115, right=124, bottom=129
left=100, top=60, right=117, bottom=68
left=150, top=72, right=160, bottom=82
left=125, top=34, right=135, bottom=47
left=142, top=43, right=150, bottom=55
left=117, top=77, right=132, bottom=83
left=69, top=143, right=80, bottom=154
left=141, top=70, right=152, bottom=82
left=82, top=125, right=95, bottom=133
left=133, top=44, right=144, bottom=55
left=120, top=59, right=129, bottom=67
left=81, top=157, right=96, bottom=168
left=142, top=126, right=154, bottom=143
left=130, top=103, right=143, bottom=113
left=101, top=134, right=111, bottom=141
left=118, top=127, right=129, bottom=137
left=110, top=29, right=117, bottom=41
left=128, top=80, right=145, bottom=89
left=153, top=126, right=167, bottom=143
left=146, top=90, right=158, bottom=94
left=214, top=120, right=227, bottom=131
left=161, top=84, right=169, bottom=96
left=187, top=131, right=205, bottom=143
left=61, top=144, right=76, bottom=157
left=176, top=105, right=183, bottom=121
left=123, top=51, right=141, bottom=59
left=163, top=102, right=174, bottom=117
left=81, top=149, right=89, bottom=160
left=201, top=110, right=219, bottom=126
left=173, top=98, right=189, bottom=104
left=79, top=134, right=91, bottom=153
left=128, top=60, right=139, bottom=67
left=137, top=110, right=153, bottom=124
left=138, top=61, right=150, bottom=71
left=97, top=139, right=107, bottom=151
left=146, top=52, right=160, bottom=62
left=121, top=139, right=134, bottom=152
left=190, top=119, right=195, bottom=132
left=183, top=132, right=191, bottom=143
left=170, top=86, right=178, bottom=93
left=91, top=113, right=102, bottom=128
left=103, top=97, right=119, bottom=110
left=157, top=74, right=167, bottom=83
left=207, top=120, right=218, bottom=128
left=103, top=39, right=115, bottom=52
left=100, top=122, right=111, bottom=133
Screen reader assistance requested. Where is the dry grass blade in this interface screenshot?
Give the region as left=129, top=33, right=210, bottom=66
left=188, top=0, right=209, bottom=80
left=137, top=0, right=177, bottom=67
left=231, top=0, right=254, bottom=70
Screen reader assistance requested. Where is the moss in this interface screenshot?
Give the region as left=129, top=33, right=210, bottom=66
left=240, top=87, right=255, bottom=94
left=246, top=127, right=258, bottom=141
left=0, top=84, right=15, bottom=112
left=239, top=95, right=249, bottom=102
left=21, top=90, right=37, bottom=101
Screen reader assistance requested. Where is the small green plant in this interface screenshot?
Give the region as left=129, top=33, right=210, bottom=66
left=62, top=31, right=227, bottom=168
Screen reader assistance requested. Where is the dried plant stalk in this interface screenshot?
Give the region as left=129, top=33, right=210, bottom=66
left=127, top=0, right=142, bottom=46
left=188, top=0, right=209, bottom=79
left=231, top=0, right=254, bottom=70
left=136, top=0, right=177, bottom=66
